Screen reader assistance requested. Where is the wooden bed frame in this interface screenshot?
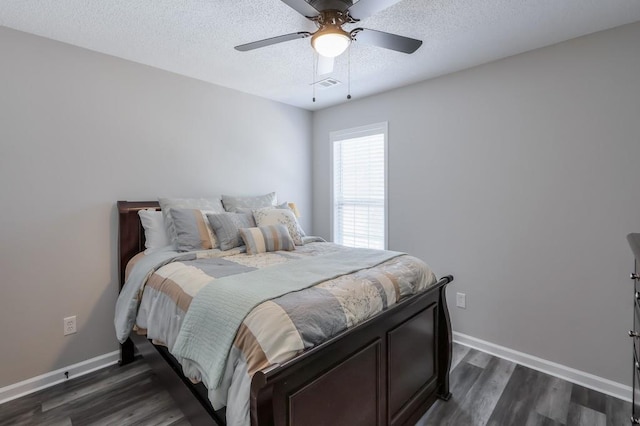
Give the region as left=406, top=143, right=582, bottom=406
left=117, top=200, right=453, bottom=426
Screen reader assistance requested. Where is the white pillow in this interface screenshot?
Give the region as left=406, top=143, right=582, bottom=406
left=252, top=207, right=304, bottom=246
left=138, top=209, right=171, bottom=254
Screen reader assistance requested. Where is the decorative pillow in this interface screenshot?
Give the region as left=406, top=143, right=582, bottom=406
left=283, top=202, right=306, bottom=237
left=170, top=208, right=221, bottom=251
left=238, top=202, right=307, bottom=237
left=253, top=207, right=304, bottom=246
left=221, top=192, right=277, bottom=213
left=240, top=225, right=295, bottom=255
left=207, top=213, right=256, bottom=251
left=158, top=197, right=224, bottom=246
left=138, top=209, right=171, bottom=254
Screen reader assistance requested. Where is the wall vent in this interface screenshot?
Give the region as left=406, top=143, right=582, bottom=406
left=312, top=78, right=342, bottom=89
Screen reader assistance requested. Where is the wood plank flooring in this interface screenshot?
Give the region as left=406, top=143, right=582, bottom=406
left=0, top=343, right=631, bottom=425
left=0, top=360, right=189, bottom=426
left=417, top=344, right=630, bottom=426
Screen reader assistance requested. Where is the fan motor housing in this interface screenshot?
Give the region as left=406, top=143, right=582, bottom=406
left=308, top=0, right=355, bottom=13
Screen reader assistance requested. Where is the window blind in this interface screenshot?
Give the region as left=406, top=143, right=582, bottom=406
left=333, top=129, right=386, bottom=249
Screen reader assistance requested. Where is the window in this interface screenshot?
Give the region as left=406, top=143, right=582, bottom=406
left=331, top=122, right=387, bottom=249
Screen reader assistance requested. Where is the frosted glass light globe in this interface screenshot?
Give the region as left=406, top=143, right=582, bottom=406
left=312, top=29, right=351, bottom=58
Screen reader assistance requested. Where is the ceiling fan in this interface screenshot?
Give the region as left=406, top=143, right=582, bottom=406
left=235, top=0, right=422, bottom=65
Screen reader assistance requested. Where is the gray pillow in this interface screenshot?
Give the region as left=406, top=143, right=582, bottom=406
left=221, top=192, right=276, bottom=213
left=158, top=197, right=225, bottom=246
left=170, top=208, right=219, bottom=252
left=234, top=202, right=288, bottom=216
left=207, top=213, right=256, bottom=251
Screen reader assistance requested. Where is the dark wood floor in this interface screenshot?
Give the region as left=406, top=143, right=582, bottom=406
left=0, top=361, right=189, bottom=426
left=0, top=343, right=630, bottom=425
left=417, top=344, right=630, bottom=426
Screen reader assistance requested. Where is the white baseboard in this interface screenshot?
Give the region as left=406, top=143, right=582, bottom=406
left=1, top=337, right=632, bottom=405
left=0, top=351, right=120, bottom=405
left=453, top=332, right=632, bottom=403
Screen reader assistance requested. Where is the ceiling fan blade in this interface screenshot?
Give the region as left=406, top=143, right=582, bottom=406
left=352, top=28, right=422, bottom=53
left=235, top=32, right=312, bottom=51
left=317, top=54, right=335, bottom=75
left=347, top=0, right=402, bottom=21
left=280, top=0, right=320, bottom=17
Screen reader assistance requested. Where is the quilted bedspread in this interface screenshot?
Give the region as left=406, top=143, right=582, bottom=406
left=115, top=240, right=436, bottom=426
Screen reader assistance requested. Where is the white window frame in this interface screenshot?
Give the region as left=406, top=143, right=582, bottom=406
left=330, top=121, right=388, bottom=249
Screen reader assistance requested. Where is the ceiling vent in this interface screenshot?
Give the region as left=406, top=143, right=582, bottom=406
left=312, top=78, right=342, bottom=89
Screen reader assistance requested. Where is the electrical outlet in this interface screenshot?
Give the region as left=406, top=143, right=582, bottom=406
left=456, top=292, right=466, bottom=309
left=64, top=316, right=77, bottom=336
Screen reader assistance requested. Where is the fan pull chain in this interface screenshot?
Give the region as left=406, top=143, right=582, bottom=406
left=312, top=51, right=316, bottom=103
left=347, top=44, right=352, bottom=100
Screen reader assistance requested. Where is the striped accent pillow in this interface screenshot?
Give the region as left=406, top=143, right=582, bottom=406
left=170, top=208, right=219, bottom=251
left=239, top=225, right=295, bottom=255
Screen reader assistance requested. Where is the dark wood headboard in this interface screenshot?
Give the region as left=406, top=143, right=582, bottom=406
left=117, top=201, right=160, bottom=289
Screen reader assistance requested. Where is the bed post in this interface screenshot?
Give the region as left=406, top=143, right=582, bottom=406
left=437, top=275, right=453, bottom=400
left=120, top=338, right=136, bottom=366
left=250, top=371, right=275, bottom=426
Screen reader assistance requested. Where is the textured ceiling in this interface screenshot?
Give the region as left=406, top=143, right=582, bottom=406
left=1, top=0, right=639, bottom=111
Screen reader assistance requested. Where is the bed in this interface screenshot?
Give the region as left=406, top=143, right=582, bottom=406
left=116, top=200, right=453, bottom=426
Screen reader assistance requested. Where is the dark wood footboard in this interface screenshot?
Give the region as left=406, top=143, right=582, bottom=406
left=116, top=201, right=453, bottom=426
left=250, top=275, right=452, bottom=426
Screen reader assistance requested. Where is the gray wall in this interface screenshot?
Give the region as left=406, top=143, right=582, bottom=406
left=312, top=22, right=640, bottom=386
left=0, top=27, right=312, bottom=387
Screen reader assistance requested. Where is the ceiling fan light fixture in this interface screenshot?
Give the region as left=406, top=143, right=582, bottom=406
left=311, top=27, right=351, bottom=58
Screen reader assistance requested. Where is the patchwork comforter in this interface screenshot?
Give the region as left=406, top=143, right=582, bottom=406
left=115, top=240, right=437, bottom=426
